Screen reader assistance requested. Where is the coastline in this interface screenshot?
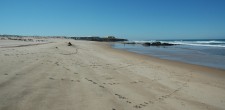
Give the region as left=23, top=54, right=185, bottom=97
left=0, top=39, right=225, bottom=110
left=107, top=42, right=225, bottom=76
left=112, top=42, right=225, bottom=70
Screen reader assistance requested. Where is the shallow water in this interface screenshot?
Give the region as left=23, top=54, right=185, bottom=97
left=112, top=42, right=225, bottom=70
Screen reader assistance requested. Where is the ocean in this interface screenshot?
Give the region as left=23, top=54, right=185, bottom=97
left=112, top=39, right=225, bottom=70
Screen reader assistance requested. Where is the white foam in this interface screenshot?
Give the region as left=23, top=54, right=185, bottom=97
left=161, top=40, right=225, bottom=48
left=130, top=40, right=225, bottom=48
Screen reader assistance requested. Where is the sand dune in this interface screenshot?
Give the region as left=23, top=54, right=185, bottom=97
left=0, top=39, right=225, bottom=110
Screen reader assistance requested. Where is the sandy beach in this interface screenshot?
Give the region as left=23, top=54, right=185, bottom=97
left=0, top=39, right=225, bottom=110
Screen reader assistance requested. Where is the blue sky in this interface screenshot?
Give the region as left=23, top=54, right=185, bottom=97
left=1, top=0, right=225, bottom=40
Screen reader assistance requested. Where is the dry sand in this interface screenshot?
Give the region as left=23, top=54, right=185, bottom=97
left=0, top=39, right=225, bottom=110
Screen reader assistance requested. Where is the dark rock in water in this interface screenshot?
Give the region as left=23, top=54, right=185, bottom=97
left=151, top=42, right=162, bottom=46
left=143, top=42, right=175, bottom=46
left=143, top=42, right=151, bottom=46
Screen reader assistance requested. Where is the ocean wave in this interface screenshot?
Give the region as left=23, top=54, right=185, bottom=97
left=131, top=40, right=225, bottom=47
left=159, top=40, right=225, bottom=47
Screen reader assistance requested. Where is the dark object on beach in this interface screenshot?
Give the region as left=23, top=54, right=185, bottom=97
left=143, top=42, right=175, bottom=46
left=68, top=42, right=72, bottom=46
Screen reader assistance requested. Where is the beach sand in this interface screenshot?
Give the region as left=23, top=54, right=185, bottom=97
left=0, top=39, right=225, bottom=110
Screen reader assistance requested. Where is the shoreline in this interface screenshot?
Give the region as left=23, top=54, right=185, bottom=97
left=111, top=42, right=225, bottom=71
left=108, top=42, right=224, bottom=69
left=0, top=39, right=225, bottom=110
left=104, top=42, right=225, bottom=78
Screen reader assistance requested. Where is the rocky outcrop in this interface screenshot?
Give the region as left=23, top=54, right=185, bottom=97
left=142, top=42, right=176, bottom=46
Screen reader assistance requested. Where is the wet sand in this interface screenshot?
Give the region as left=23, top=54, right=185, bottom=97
left=0, top=39, right=225, bottom=110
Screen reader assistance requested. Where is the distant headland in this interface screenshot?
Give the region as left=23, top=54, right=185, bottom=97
left=0, top=35, right=128, bottom=42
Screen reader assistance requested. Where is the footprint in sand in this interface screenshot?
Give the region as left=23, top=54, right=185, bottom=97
left=126, top=101, right=132, bottom=103
left=134, top=105, right=142, bottom=109
left=107, top=82, right=120, bottom=85
left=49, top=77, right=54, bottom=80
left=114, top=94, right=127, bottom=99
left=99, top=85, right=105, bottom=88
